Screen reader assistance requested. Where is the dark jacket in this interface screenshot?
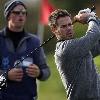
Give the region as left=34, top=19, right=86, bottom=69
left=0, top=27, right=50, bottom=100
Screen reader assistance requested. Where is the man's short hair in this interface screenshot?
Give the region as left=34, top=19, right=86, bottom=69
left=48, top=9, right=71, bottom=28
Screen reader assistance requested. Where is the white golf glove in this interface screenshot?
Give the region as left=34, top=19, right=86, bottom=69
left=78, top=8, right=96, bottom=17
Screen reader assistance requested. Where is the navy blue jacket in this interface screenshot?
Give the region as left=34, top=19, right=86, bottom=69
left=0, top=28, right=50, bottom=100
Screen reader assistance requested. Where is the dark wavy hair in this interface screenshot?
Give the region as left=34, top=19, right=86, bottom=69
left=48, top=9, right=71, bottom=28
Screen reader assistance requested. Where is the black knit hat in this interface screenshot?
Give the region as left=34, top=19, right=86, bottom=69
left=4, top=0, right=27, bottom=18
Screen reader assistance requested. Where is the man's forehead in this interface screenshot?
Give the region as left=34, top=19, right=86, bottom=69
left=13, top=5, right=26, bottom=11
left=57, top=16, right=72, bottom=25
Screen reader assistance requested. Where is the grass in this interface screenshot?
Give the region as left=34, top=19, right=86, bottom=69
left=38, top=52, right=66, bottom=100
left=38, top=53, right=100, bottom=100
left=94, top=56, right=100, bottom=73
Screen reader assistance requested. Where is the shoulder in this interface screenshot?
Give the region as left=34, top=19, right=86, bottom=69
left=0, top=29, right=4, bottom=36
left=26, top=32, right=41, bottom=45
left=29, top=33, right=40, bottom=39
left=0, top=27, right=7, bottom=37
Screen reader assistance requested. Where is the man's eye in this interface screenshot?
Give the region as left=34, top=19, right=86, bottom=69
left=61, top=25, right=67, bottom=28
left=68, top=23, right=72, bottom=26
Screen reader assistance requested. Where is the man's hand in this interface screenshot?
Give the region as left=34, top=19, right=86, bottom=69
left=8, top=68, right=24, bottom=82
left=26, top=64, right=40, bottom=78
left=74, top=12, right=89, bottom=24
left=74, top=8, right=96, bottom=24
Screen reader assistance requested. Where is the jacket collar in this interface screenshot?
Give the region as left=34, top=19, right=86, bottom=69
left=0, top=27, right=30, bottom=38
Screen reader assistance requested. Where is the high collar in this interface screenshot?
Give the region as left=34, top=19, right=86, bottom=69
left=6, top=27, right=25, bottom=38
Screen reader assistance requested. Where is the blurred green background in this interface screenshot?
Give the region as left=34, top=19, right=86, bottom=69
left=0, top=0, right=100, bottom=100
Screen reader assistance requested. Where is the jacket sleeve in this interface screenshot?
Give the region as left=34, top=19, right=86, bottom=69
left=32, top=37, right=51, bottom=81
left=36, top=47, right=51, bottom=81
left=56, top=17, right=100, bottom=59
left=90, top=40, right=100, bottom=57
left=90, top=18, right=100, bottom=57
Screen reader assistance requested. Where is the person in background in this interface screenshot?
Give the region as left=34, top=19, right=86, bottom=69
left=48, top=9, right=100, bottom=100
left=0, top=0, right=50, bottom=100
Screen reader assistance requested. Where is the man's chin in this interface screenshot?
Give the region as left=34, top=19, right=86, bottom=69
left=66, top=34, right=73, bottom=39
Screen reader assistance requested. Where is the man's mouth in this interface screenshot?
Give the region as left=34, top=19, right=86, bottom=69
left=66, top=32, right=72, bottom=35
left=66, top=32, right=73, bottom=37
left=18, top=19, right=24, bottom=21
